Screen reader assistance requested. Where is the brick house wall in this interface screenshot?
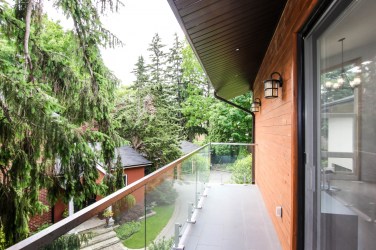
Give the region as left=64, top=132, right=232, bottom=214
left=53, top=198, right=67, bottom=223
left=123, top=167, right=145, bottom=204
left=52, top=167, right=146, bottom=223
left=28, top=189, right=52, bottom=231
left=252, top=0, right=318, bottom=249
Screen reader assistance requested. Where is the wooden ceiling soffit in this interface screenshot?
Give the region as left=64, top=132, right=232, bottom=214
left=168, top=0, right=287, bottom=100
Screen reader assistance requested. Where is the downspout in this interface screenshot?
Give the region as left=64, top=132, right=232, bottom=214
left=214, top=91, right=252, bottom=115
left=213, top=91, right=256, bottom=184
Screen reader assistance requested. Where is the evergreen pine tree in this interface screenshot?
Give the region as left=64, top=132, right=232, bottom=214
left=0, top=1, right=122, bottom=245
left=131, top=55, right=149, bottom=93
left=147, top=33, right=166, bottom=87
left=165, top=34, right=184, bottom=124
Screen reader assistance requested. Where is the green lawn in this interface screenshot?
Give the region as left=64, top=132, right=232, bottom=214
left=122, top=204, right=174, bottom=249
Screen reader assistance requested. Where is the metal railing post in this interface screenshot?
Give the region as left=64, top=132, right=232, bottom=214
left=187, top=202, right=196, bottom=224
left=196, top=192, right=202, bottom=209
left=174, top=223, right=181, bottom=247
left=172, top=223, right=184, bottom=250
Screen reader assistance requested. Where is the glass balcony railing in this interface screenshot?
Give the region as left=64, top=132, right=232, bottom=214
left=210, top=143, right=254, bottom=184
left=7, top=143, right=254, bottom=250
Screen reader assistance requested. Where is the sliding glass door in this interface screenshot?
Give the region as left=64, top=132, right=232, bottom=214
left=305, top=0, right=376, bottom=249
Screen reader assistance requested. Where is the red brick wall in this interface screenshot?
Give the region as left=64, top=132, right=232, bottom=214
left=51, top=167, right=146, bottom=223
left=252, top=1, right=318, bottom=249
left=29, top=189, right=52, bottom=231
left=53, top=198, right=67, bottom=223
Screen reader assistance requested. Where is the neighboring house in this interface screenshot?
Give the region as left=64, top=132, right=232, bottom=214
left=180, top=141, right=200, bottom=155
left=31, top=145, right=151, bottom=228
left=112, top=145, right=152, bottom=205
left=114, top=145, right=152, bottom=186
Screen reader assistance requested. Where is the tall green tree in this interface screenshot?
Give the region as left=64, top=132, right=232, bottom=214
left=131, top=55, right=149, bottom=92
left=208, top=93, right=253, bottom=143
left=180, top=41, right=212, bottom=140
left=115, top=34, right=184, bottom=171
left=147, top=33, right=166, bottom=86
left=0, top=1, right=122, bottom=245
left=114, top=86, right=181, bottom=172
left=181, top=83, right=213, bottom=140
left=165, top=33, right=183, bottom=105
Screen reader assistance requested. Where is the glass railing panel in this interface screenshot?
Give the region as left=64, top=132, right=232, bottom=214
left=143, top=146, right=211, bottom=249
left=144, top=168, right=177, bottom=249
left=7, top=144, right=211, bottom=250
left=210, top=143, right=253, bottom=184
left=113, top=186, right=146, bottom=250
left=38, top=185, right=146, bottom=250
left=194, top=146, right=210, bottom=199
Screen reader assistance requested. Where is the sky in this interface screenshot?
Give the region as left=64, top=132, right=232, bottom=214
left=44, top=0, right=184, bottom=85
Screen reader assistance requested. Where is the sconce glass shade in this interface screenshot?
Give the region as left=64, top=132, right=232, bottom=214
left=264, top=72, right=283, bottom=98
left=250, top=98, right=261, bottom=112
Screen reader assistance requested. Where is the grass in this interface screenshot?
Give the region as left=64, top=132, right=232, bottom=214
left=122, top=204, right=174, bottom=249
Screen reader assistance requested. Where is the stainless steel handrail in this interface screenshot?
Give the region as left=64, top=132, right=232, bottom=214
left=210, top=143, right=256, bottom=146
left=7, top=144, right=209, bottom=250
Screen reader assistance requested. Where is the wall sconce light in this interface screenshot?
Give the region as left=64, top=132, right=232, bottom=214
left=250, top=98, right=261, bottom=112
left=264, top=72, right=283, bottom=98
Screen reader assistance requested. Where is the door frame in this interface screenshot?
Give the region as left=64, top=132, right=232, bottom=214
left=297, top=0, right=354, bottom=249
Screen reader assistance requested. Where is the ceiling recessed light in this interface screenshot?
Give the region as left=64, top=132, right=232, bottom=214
left=235, top=48, right=240, bottom=51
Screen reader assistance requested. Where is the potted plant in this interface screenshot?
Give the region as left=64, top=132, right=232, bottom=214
left=62, top=208, right=69, bottom=218
left=103, top=209, right=114, bottom=228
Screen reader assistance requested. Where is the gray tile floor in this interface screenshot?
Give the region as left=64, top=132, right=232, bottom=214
left=182, top=184, right=281, bottom=250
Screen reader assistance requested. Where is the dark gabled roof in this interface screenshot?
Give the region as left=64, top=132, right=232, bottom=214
left=114, top=146, right=152, bottom=168
left=180, top=141, right=200, bottom=155
left=168, top=0, right=287, bottom=100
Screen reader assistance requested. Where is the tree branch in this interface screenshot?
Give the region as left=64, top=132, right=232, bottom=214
left=24, top=0, right=34, bottom=81
left=0, top=98, right=12, bottom=123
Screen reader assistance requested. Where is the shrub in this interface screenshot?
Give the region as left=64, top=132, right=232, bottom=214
left=131, top=205, right=144, bottom=217
left=62, top=208, right=69, bottom=218
left=40, top=232, right=93, bottom=250
left=121, top=205, right=144, bottom=223
left=146, top=180, right=177, bottom=206
left=113, top=194, right=137, bottom=223
left=148, top=237, right=174, bottom=250
left=115, top=221, right=141, bottom=240
left=228, top=155, right=252, bottom=184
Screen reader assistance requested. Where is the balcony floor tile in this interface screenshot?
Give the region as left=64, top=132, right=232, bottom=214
left=182, top=184, right=281, bottom=250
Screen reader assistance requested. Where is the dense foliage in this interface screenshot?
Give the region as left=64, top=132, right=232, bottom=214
left=146, top=180, right=177, bottom=206
left=115, top=34, right=183, bottom=170
left=228, top=155, right=252, bottom=184
left=115, top=221, right=141, bottom=240
left=0, top=0, right=122, bottom=245
left=40, top=232, right=93, bottom=250
left=208, top=93, right=252, bottom=143
left=115, top=35, right=252, bottom=172
left=149, top=237, right=174, bottom=250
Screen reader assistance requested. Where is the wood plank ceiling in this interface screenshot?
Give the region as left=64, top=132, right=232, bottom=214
left=168, top=0, right=287, bottom=100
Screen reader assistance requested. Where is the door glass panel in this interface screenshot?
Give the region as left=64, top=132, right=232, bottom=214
left=317, top=0, right=376, bottom=249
